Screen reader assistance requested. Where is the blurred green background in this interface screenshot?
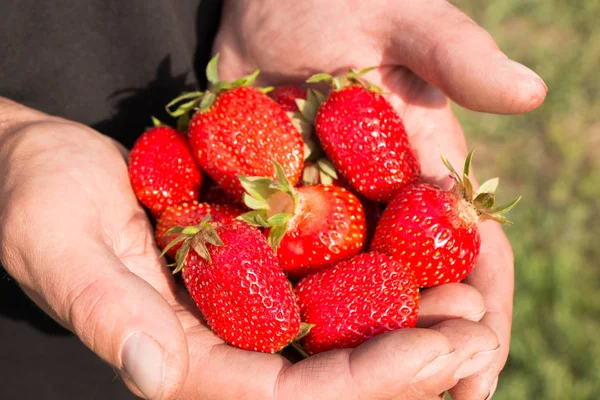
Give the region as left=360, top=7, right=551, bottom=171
left=452, top=0, right=600, bottom=398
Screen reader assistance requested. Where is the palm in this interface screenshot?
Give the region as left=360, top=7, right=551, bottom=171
left=213, top=0, right=524, bottom=397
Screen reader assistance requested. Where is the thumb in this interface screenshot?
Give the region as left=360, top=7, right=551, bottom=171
left=7, top=242, right=188, bottom=400
left=384, top=0, right=547, bottom=114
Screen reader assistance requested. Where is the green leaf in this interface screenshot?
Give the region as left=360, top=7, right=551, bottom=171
left=268, top=223, right=289, bottom=253
left=463, top=150, right=475, bottom=178
left=267, top=213, right=292, bottom=227
left=356, top=66, right=377, bottom=76
left=233, top=69, right=260, bottom=87
left=151, top=116, right=163, bottom=127
left=296, top=97, right=319, bottom=123
left=302, top=164, right=320, bottom=185
left=317, top=159, right=338, bottom=179
left=238, top=176, right=273, bottom=201
left=181, top=226, right=201, bottom=235
left=272, top=160, right=293, bottom=192
left=243, top=193, right=267, bottom=210
left=473, top=192, right=496, bottom=210
left=440, top=148, right=461, bottom=183
left=306, top=73, right=333, bottom=83
left=368, top=82, right=383, bottom=93
left=463, top=174, right=474, bottom=201
left=258, top=86, right=274, bottom=93
left=311, top=89, right=327, bottom=104
left=199, top=224, right=225, bottom=248
left=486, top=213, right=512, bottom=226
left=166, top=91, right=203, bottom=114
left=165, top=226, right=185, bottom=236
left=332, top=77, right=345, bottom=90
left=319, top=171, right=334, bottom=186
left=488, top=196, right=522, bottom=215
left=238, top=211, right=270, bottom=227
left=477, top=178, right=500, bottom=195
left=199, top=92, right=217, bottom=110
left=167, top=98, right=198, bottom=117
left=172, top=239, right=193, bottom=274
left=177, top=113, right=190, bottom=133
left=159, top=234, right=189, bottom=259
left=296, top=322, right=316, bottom=340
left=206, top=54, right=220, bottom=86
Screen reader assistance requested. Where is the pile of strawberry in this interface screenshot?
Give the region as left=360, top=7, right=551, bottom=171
left=128, top=55, right=520, bottom=356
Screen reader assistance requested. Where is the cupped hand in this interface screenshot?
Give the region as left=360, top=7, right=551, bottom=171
left=1, top=101, right=500, bottom=399
left=215, top=0, right=547, bottom=398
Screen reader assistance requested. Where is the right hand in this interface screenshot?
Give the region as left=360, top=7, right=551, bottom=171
left=0, top=99, right=498, bottom=399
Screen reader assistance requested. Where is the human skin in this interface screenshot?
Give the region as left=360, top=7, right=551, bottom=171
left=0, top=1, right=546, bottom=399
left=213, top=0, right=547, bottom=398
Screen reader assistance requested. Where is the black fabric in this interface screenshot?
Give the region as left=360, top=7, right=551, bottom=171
left=0, top=0, right=222, bottom=397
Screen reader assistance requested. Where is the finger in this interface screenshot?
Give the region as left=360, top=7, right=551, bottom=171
left=411, top=319, right=500, bottom=398
left=384, top=0, right=547, bottom=114
left=417, top=283, right=486, bottom=328
left=2, top=238, right=188, bottom=400
left=449, top=222, right=514, bottom=400
left=277, top=328, right=455, bottom=400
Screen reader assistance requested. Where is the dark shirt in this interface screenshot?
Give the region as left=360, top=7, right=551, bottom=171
left=0, top=1, right=221, bottom=397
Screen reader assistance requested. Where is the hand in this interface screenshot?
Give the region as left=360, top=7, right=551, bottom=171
left=1, top=101, right=498, bottom=399
left=215, top=0, right=547, bottom=398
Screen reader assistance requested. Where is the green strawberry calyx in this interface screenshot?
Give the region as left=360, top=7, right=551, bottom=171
left=301, top=158, right=338, bottom=186
left=441, top=150, right=522, bottom=226
left=288, top=88, right=327, bottom=161
left=165, top=54, right=271, bottom=131
left=237, top=160, right=300, bottom=253
left=306, top=66, right=382, bottom=95
left=160, top=214, right=224, bottom=274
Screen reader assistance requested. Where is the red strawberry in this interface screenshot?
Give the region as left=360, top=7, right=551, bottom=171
left=295, top=252, right=419, bottom=355
left=155, top=200, right=244, bottom=258
left=165, top=219, right=302, bottom=353
left=371, top=151, right=521, bottom=287
left=268, top=85, right=307, bottom=112
left=306, top=69, right=420, bottom=202
left=128, top=123, right=202, bottom=216
left=168, top=55, right=304, bottom=201
left=300, top=158, right=384, bottom=247
left=240, top=162, right=366, bottom=279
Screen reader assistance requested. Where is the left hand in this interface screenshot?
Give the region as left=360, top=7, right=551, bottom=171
left=214, top=0, right=547, bottom=398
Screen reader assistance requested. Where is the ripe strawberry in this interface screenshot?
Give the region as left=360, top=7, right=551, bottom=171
left=164, top=219, right=302, bottom=353
left=268, top=85, right=307, bottom=112
left=306, top=69, right=420, bottom=202
left=128, top=122, right=202, bottom=216
left=155, top=200, right=244, bottom=258
left=168, top=55, right=304, bottom=201
left=371, top=151, right=521, bottom=287
left=240, top=161, right=366, bottom=279
left=295, top=252, right=419, bottom=355
left=300, top=158, right=383, bottom=247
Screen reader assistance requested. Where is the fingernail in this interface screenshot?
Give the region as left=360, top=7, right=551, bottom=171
left=463, top=309, right=486, bottom=322
left=412, top=351, right=455, bottom=383
left=486, top=376, right=499, bottom=400
left=454, top=347, right=499, bottom=380
left=122, top=332, right=165, bottom=399
left=503, top=59, right=548, bottom=92
left=504, top=59, right=540, bottom=79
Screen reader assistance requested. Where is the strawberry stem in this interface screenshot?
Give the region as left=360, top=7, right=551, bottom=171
left=440, top=149, right=521, bottom=226
left=237, top=160, right=300, bottom=252
left=161, top=214, right=224, bottom=274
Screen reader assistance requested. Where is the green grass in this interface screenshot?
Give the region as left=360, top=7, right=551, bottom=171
left=451, top=0, right=600, bottom=398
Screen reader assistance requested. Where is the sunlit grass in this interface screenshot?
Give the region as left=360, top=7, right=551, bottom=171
left=452, top=0, right=600, bottom=398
